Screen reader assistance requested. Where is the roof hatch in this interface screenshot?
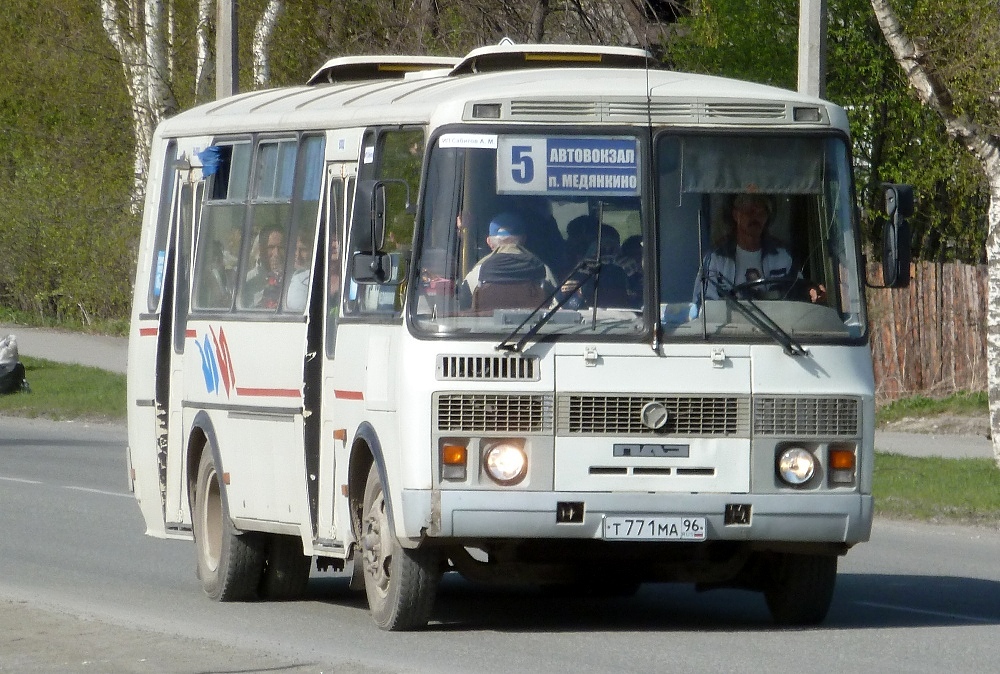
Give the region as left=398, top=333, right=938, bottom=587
left=449, top=40, right=655, bottom=76
left=307, top=55, right=459, bottom=86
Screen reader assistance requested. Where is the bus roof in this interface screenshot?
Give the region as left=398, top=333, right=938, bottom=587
left=155, top=44, right=842, bottom=139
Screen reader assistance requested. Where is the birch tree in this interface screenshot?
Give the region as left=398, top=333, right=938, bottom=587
left=253, top=0, right=284, bottom=88
left=870, top=0, right=1000, bottom=468
left=100, top=0, right=179, bottom=210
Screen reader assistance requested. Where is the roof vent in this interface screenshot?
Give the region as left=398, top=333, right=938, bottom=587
left=307, top=55, right=459, bottom=86
left=450, top=41, right=656, bottom=77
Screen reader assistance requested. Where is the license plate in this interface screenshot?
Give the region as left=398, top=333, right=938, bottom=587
left=603, top=516, right=706, bottom=541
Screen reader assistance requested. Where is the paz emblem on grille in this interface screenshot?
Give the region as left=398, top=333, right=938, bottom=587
left=640, top=401, right=669, bottom=430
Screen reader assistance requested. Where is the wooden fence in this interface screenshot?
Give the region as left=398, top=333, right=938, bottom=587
left=867, top=260, right=988, bottom=401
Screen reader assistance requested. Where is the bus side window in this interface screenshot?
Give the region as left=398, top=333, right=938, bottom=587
left=345, top=128, right=422, bottom=316
left=192, top=142, right=250, bottom=311
left=283, top=135, right=325, bottom=313
left=147, top=141, right=178, bottom=312
left=238, top=139, right=296, bottom=310
left=326, top=178, right=344, bottom=357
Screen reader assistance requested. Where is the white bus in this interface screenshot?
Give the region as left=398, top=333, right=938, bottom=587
left=127, top=42, right=911, bottom=630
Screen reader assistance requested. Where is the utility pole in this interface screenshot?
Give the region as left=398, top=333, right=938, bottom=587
left=217, top=0, right=239, bottom=99
left=797, top=0, right=827, bottom=98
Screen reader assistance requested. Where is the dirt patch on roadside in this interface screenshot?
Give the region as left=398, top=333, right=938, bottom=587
left=880, top=414, right=991, bottom=437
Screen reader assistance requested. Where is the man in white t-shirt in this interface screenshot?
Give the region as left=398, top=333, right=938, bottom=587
left=699, top=193, right=793, bottom=300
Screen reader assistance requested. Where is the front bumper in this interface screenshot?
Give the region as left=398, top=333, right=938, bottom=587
left=400, top=489, right=872, bottom=545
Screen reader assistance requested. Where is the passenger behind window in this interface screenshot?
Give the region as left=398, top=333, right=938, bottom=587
left=565, top=214, right=599, bottom=271
left=619, top=234, right=644, bottom=301
left=561, top=224, right=635, bottom=308
left=457, top=212, right=558, bottom=311
left=285, top=227, right=314, bottom=312
left=196, top=238, right=235, bottom=309
left=244, top=225, right=286, bottom=309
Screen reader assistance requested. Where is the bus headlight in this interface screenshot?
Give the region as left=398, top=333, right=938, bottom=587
left=777, top=447, right=816, bottom=486
left=483, top=441, right=527, bottom=486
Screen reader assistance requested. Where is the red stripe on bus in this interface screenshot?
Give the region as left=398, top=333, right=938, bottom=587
left=235, top=387, right=302, bottom=398
left=186, top=329, right=197, bottom=338
left=139, top=327, right=158, bottom=336
left=334, top=389, right=364, bottom=400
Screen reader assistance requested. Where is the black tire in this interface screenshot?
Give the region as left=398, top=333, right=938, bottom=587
left=764, top=552, right=837, bottom=626
left=360, top=463, right=439, bottom=630
left=259, top=534, right=312, bottom=601
left=192, top=449, right=266, bottom=601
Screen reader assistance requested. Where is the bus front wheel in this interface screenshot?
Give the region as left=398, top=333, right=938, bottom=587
left=763, top=552, right=837, bottom=626
left=192, top=448, right=265, bottom=601
left=360, top=463, right=439, bottom=630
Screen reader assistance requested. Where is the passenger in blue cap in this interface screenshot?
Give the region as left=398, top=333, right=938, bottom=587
left=458, top=212, right=558, bottom=309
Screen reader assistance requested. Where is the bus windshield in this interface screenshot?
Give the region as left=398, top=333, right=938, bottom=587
left=409, top=129, right=864, bottom=344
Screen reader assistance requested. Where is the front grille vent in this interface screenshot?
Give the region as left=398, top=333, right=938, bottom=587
left=436, top=393, right=553, bottom=433
left=558, top=394, right=750, bottom=436
left=754, top=397, right=860, bottom=437
left=437, top=354, right=539, bottom=381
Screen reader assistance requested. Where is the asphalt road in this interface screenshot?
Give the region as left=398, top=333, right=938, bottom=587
left=1, top=417, right=999, bottom=673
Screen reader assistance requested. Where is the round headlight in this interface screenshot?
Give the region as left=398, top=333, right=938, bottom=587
left=483, top=442, right=527, bottom=485
left=777, top=447, right=816, bottom=486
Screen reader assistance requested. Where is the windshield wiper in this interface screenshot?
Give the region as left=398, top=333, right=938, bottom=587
left=718, top=286, right=808, bottom=357
left=495, top=258, right=602, bottom=353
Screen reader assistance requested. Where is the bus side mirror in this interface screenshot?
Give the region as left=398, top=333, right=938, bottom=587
left=351, top=251, right=391, bottom=285
left=351, top=251, right=406, bottom=286
left=353, top=180, right=388, bottom=252
left=881, top=183, right=912, bottom=288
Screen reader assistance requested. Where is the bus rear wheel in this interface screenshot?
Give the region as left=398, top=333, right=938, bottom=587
left=360, top=463, right=439, bottom=630
left=192, top=448, right=265, bottom=601
left=763, top=552, right=837, bottom=626
left=260, top=534, right=312, bottom=600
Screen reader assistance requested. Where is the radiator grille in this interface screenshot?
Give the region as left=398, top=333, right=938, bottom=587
left=557, top=395, right=750, bottom=436
left=436, top=393, right=553, bottom=432
left=437, top=354, right=539, bottom=381
left=754, top=397, right=860, bottom=436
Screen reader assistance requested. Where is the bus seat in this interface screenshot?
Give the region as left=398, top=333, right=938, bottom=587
left=472, top=281, right=545, bottom=312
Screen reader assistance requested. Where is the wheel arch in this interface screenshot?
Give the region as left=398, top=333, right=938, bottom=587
left=187, top=410, right=224, bottom=514
left=348, top=422, right=394, bottom=541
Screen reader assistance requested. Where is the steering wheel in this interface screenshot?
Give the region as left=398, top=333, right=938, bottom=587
left=731, top=275, right=808, bottom=301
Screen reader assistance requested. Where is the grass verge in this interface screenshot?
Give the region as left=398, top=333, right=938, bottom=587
left=0, top=356, right=126, bottom=421
left=876, top=391, right=988, bottom=425
left=875, top=452, right=1000, bottom=526
left=0, top=306, right=128, bottom=338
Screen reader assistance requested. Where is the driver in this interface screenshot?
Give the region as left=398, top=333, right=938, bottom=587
left=694, top=193, right=824, bottom=303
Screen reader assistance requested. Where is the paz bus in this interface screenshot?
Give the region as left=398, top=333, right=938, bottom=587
left=126, top=41, right=911, bottom=630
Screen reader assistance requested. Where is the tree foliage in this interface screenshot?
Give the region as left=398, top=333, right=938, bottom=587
left=0, top=1, right=134, bottom=322
left=0, top=0, right=992, bottom=326
left=667, top=0, right=988, bottom=263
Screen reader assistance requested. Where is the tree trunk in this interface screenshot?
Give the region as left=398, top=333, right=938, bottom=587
left=195, top=0, right=214, bottom=103
left=253, top=0, right=284, bottom=88
left=870, top=0, right=1000, bottom=469
left=530, top=0, right=549, bottom=42
left=101, top=0, right=180, bottom=212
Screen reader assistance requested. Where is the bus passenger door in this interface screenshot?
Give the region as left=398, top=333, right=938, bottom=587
left=163, top=179, right=200, bottom=531
left=316, top=165, right=353, bottom=547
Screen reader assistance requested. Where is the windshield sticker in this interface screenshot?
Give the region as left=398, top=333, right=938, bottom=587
left=497, top=136, right=639, bottom=196
left=439, top=133, right=498, bottom=149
